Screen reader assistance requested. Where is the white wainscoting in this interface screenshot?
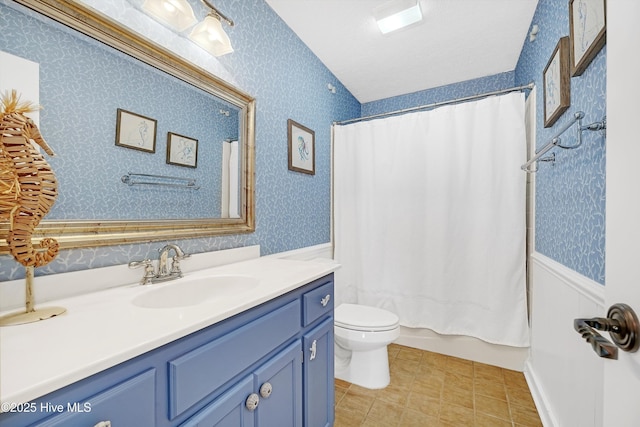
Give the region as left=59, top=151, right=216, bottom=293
left=526, top=252, right=605, bottom=427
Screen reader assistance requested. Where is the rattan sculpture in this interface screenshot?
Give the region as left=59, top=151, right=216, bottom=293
left=0, top=90, right=59, bottom=268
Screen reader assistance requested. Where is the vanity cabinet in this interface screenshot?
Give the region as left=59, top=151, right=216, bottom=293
left=182, top=341, right=302, bottom=427
left=0, top=273, right=334, bottom=427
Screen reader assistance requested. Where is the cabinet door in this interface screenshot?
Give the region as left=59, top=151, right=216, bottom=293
left=180, top=376, right=255, bottom=427
left=303, top=318, right=334, bottom=427
left=253, top=340, right=302, bottom=427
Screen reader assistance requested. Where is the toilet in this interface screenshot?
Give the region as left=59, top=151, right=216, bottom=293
left=334, top=303, right=400, bottom=389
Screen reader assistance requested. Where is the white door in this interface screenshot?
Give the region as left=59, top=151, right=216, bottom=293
left=604, top=1, right=640, bottom=425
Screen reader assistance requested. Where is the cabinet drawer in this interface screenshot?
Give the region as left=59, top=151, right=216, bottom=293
left=169, top=299, right=301, bottom=418
left=302, top=280, right=334, bottom=326
left=34, top=369, right=156, bottom=427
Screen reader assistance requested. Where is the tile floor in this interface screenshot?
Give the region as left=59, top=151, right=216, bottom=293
left=334, top=344, right=542, bottom=427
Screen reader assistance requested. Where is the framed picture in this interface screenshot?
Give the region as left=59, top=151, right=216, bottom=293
left=115, top=108, right=157, bottom=153
left=166, top=132, right=198, bottom=168
left=288, top=119, right=315, bottom=175
left=569, top=0, right=606, bottom=76
left=543, top=37, right=571, bottom=128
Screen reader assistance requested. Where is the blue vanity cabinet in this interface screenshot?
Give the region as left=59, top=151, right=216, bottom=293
left=181, top=340, right=303, bottom=427
left=0, top=273, right=334, bottom=427
left=168, top=300, right=301, bottom=419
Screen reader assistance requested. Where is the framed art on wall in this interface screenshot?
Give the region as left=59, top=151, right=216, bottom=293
left=288, top=119, right=315, bottom=175
left=166, top=132, right=198, bottom=168
left=569, top=0, right=606, bottom=76
left=543, top=37, right=571, bottom=128
left=115, top=108, right=157, bottom=153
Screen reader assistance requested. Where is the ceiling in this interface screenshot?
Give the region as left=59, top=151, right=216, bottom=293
left=265, top=0, right=539, bottom=104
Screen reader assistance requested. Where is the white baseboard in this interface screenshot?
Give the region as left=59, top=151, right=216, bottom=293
left=524, top=359, right=558, bottom=427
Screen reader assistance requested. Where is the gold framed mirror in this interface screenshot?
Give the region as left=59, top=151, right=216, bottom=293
left=0, top=0, right=255, bottom=253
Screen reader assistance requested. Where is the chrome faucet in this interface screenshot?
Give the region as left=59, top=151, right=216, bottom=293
left=129, top=244, right=190, bottom=285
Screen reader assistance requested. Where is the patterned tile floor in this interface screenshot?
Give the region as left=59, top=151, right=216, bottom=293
left=334, top=344, right=543, bottom=427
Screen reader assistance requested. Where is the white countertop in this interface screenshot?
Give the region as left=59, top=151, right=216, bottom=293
left=0, top=257, right=339, bottom=408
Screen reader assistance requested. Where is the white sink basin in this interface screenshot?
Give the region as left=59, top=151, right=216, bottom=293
left=132, top=275, right=259, bottom=309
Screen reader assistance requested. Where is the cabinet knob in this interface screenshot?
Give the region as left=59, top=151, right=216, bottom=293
left=245, top=393, right=260, bottom=411
left=320, top=294, right=331, bottom=307
left=93, top=422, right=112, bottom=427
left=260, top=382, right=273, bottom=398
left=310, top=339, right=317, bottom=361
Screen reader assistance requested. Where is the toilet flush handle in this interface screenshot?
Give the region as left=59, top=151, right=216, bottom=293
left=321, top=294, right=331, bottom=307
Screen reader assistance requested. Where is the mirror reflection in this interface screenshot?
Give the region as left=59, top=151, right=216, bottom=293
left=0, top=0, right=255, bottom=252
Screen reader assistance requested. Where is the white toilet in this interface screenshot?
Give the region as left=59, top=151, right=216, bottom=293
left=334, top=303, right=400, bottom=389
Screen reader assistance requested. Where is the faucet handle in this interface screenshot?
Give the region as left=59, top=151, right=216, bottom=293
left=170, top=253, right=190, bottom=276
left=128, top=259, right=155, bottom=285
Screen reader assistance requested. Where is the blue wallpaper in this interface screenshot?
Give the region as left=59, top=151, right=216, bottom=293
left=0, top=0, right=361, bottom=280
left=515, top=0, right=606, bottom=284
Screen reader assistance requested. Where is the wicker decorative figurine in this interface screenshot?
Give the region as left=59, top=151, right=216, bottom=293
left=0, top=90, right=65, bottom=326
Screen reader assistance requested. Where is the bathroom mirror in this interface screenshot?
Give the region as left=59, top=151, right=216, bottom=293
left=0, top=0, right=255, bottom=253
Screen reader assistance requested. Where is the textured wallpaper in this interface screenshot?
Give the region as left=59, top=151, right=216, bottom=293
left=0, top=0, right=361, bottom=280
left=515, top=0, right=606, bottom=285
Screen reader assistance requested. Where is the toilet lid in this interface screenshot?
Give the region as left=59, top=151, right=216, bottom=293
left=335, top=304, right=400, bottom=332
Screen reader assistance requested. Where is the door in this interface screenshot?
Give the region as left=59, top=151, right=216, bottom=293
left=303, top=318, right=334, bottom=427
left=604, top=1, right=640, bottom=425
left=253, top=341, right=302, bottom=427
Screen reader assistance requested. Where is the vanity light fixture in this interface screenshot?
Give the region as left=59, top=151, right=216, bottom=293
left=374, top=0, right=423, bottom=35
left=141, top=0, right=197, bottom=32
left=189, top=0, right=234, bottom=56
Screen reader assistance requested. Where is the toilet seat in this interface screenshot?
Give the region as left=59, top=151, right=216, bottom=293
left=335, top=303, right=400, bottom=332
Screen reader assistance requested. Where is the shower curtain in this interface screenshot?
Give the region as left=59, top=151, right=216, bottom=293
left=333, top=92, right=529, bottom=347
left=221, top=140, right=239, bottom=218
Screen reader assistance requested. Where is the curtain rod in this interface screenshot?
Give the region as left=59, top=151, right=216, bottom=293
left=333, top=82, right=535, bottom=126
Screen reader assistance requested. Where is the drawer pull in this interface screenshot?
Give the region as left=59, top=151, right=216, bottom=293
left=310, top=339, right=317, bottom=361
left=260, top=382, right=273, bottom=398
left=246, top=393, right=260, bottom=411
left=320, top=294, right=331, bottom=307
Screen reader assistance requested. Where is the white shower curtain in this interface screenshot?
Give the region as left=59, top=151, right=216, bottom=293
left=221, top=140, right=239, bottom=218
left=333, top=92, right=529, bottom=347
